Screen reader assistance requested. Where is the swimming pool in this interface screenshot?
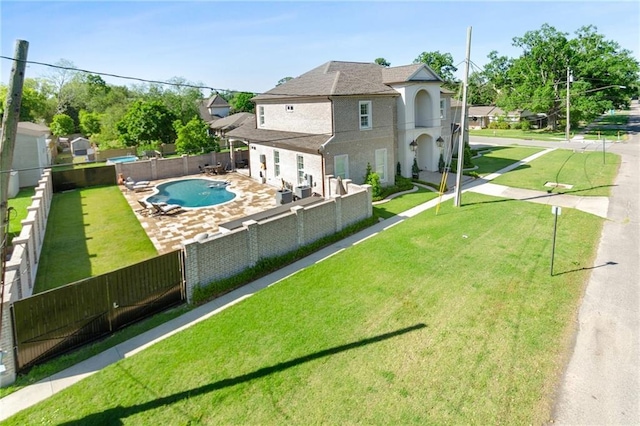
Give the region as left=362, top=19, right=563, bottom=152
left=145, top=178, right=235, bottom=208
left=106, top=155, right=138, bottom=165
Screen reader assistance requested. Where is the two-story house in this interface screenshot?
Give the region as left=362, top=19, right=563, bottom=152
left=226, top=61, right=451, bottom=197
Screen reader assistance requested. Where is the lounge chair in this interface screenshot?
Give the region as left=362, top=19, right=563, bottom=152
left=125, top=181, right=152, bottom=192
left=125, top=176, right=151, bottom=186
left=151, top=202, right=183, bottom=216
left=136, top=200, right=155, bottom=216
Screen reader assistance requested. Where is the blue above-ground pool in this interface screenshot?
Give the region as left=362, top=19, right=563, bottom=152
left=106, top=155, right=138, bottom=165
left=145, top=178, right=235, bottom=208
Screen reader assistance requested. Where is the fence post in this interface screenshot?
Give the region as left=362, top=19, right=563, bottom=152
left=242, top=220, right=259, bottom=267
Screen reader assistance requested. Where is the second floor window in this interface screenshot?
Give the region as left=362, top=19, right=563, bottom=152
left=274, top=150, right=280, bottom=177
left=359, top=101, right=372, bottom=130
left=259, top=106, right=265, bottom=126
left=440, top=99, right=446, bottom=120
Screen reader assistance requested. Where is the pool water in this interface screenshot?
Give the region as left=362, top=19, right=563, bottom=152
left=106, top=155, right=138, bottom=165
left=145, top=178, right=235, bottom=208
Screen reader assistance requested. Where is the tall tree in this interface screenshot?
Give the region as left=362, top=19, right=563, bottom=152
left=174, top=117, right=219, bottom=154
left=489, top=24, right=638, bottom=129
left=229, top=92, right=255, bottom=113
left=79, top=110, right=101, bottom=136
left=0, top=79, right=51, bottom=122
left=467, top=71, right=497, bottom=106
left=413, top=51, right=457, bottom=86
left=116, top=100, right=177, bottom=147
left=49, top=113, right=76, bottom=136
left=374, top=58, right=390, bottom=67
left=43, top=58, right=79, bottom=114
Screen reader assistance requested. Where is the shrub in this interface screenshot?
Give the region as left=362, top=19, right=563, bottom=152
left=463, top=144, right=474, bottom=168
left=488, top=121, right=499, bottom=129
left=521, top=120, right=531, bottom=131
left=364, top=162, right=381, bottom=198
left=497, top=121, right=510, bottom=130
left=510, top=122, right=521, bottom=130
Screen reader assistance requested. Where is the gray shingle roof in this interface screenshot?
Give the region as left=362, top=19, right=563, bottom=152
left=255, top=61, right=399, bottom=100
left=226, top=126, right=330, bottom=155
left=209, top=112, right=255, bottom=131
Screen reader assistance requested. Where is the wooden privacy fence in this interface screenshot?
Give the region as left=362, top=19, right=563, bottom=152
left=11, top=251, right=184, bottom=372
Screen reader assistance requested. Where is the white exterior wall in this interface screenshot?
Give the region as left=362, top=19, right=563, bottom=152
left=392, top=84, right=443, bottom=175
left=249, top=144, right=324, bottom=195
left=13, top=133, right=51, bottom=188
left=257, top=100, right=332, bottom=134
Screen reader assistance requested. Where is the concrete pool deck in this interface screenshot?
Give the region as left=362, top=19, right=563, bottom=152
left=120, top=171, right=278, bottom=253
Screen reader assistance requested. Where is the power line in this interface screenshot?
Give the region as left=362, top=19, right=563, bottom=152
left=0, top=55, right=254, bottom=95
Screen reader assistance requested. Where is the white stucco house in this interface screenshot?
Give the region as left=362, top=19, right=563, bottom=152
left=226, top=61, right=454, bottom=197
left=6, top=122, right=53, bottom=194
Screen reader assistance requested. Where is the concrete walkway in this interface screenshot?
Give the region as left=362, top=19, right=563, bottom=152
left=0, top=146, right=612, bottom=421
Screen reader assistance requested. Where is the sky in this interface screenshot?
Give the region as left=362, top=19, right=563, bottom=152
left=1, top=1, right=639, bottom=95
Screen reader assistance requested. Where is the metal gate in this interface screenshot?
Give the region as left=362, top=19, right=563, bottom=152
left=11, top=250, right=184, bottom=372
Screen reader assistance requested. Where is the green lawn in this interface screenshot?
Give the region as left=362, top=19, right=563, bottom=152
left=468, top=146, right=544, bottom=176
left=374, top=186, right=439, bottom=219
left=33, top=185, right=158, bottom=293
left=4, top=190, right=605, bottom=424
left=7, top=188, right=36, bottom=240
left=492, top=149, right=620, bottom=196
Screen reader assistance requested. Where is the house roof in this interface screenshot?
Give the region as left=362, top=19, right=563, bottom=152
left=206, top=94, right=229, bottom=108
left=209, top=112, right=255, bottom=131
left=381, top=63, right=443, bottom=84
left=468, top=105, right=504, bottom=117
left=226, top=126, right=330, bottom=155
left=197, top=94, right=230, bottom=122
left=14, top=122, right=50, bottom=136
left=255, top=61, right=441, bottom=101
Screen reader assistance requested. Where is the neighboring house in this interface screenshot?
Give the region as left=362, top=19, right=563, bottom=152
left=467, top=106, right=545, bottom=129
left=197, top=94, right=230, bottom=125
left=227, top=61, right=452, bottom=197
left=7, top=122, right=53, bottom=191
left=209, top=112, right=255, bottom=139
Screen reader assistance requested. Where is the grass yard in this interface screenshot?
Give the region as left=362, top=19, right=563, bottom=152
left=7, top=188, right=36, bottom=241
left=4, top=190, right=604, bottom=425
left=374, top=186, right=439, bottom=219
left=492, top=149, right=620, bottom=196
left=33, top=185, right=158, bottom=293
left=467, top=146, right=544, bottom=176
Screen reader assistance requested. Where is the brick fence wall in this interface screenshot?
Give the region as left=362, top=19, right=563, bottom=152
left=1, top=169, right=53, bottom=386
left=182, top=184, right=372, bottom=303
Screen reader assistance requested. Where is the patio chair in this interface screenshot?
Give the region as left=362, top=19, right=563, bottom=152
left=151, top=202, right=183, bottom=216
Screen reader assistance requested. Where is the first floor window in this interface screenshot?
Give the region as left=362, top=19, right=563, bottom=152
left=375, top=148, right=387, bottom=183
left=440, top=99, right=446, bottom=119
left=297, top=155, right=305, bottom=185
left=334, top=154, right=349, bottom=179
left=274, top=150, right=280, bottom=177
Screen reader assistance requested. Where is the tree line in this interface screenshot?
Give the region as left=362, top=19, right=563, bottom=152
left=0, top=62, right=256, bottom=155
left=379, top=24, right=638, bottom=130
left=2, top=23, right=638, bottom=153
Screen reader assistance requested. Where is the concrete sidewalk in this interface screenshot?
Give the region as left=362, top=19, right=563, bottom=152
left=0, top=146, right=611, bottom=421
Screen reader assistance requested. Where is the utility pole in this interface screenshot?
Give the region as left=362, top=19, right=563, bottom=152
left=565, top=67, right=571, bottom=142
left=454, top=26, right=472, bottom=207
left=0, top=40, right=29, bottom=344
